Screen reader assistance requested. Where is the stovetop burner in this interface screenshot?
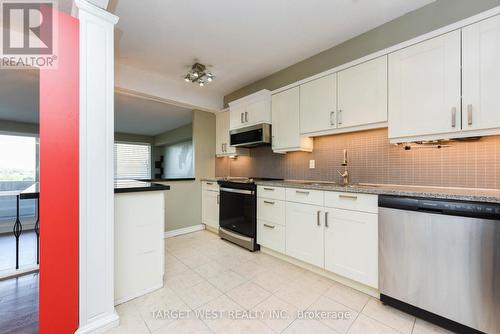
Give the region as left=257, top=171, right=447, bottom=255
left=219, top=177, right=283, bottom=184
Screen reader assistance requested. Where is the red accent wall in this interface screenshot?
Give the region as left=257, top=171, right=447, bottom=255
left=39, top=11, right=79, bottom=334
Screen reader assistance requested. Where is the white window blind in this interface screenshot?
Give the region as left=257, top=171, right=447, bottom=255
left=114, top=142, right=151, bottom=180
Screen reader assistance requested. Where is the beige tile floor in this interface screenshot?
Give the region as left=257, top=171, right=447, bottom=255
left=105, top=230, right=454, bottom=334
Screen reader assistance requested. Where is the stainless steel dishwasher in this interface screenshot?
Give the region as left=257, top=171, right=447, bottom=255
left=379, top=195, right=499, bottom=334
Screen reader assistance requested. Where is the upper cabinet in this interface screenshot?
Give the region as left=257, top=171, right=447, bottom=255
left=299, top=58, right=388, bottom=137
left=462, top=14, right=500, bottom=132
left=271, top=87, right=313, bottom=153
left=229, top=90, right=271, bottom=130
left=389, top=15, right=500, bottom=143
left=216, top=111, right=249, bottom=157
left=299, top=74, right=337, bottom=135
left=388, top=30, right=461, bottom=142
left=337, top=56, right=388, bottom=129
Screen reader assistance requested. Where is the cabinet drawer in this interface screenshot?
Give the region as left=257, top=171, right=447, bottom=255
left=286, top=187, right=324, bottom=206
left=257, top=185, right=285, bottom=200
left=202, top=181, right=219, bottom=191
left=257, top=220, right=285, bottom=253
left=324, top=191, right=378, bottom=214
left=257, top=198, right=285, bottom=226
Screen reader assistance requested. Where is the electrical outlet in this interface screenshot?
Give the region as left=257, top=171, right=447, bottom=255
left=309, top=160, right=315, bottom=169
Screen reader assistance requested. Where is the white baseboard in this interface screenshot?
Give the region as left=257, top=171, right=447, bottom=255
left=75, top=311, right=119, bottom=334
left=164, top=224, right=205, bottom=238
left=114, top=283, right=163, bottom=306
left=261, top=247, right=380, bottom=299
left=0, top=265, right=39, bottom=280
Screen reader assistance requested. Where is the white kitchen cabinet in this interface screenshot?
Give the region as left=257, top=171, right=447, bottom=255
left=299, top=74, right=337, bottom=135
left=229, top=90, right=271, bottom=130
left=388, top=30, right=461, bottom=142
left=271, top=87, right=313, bottom=153
left=257, top=221, right=286, bottom=254
left=202, top=182, right=219, bottom=229
left=324, top=208, right=378, bottom=288
left=216, top=111, right=248, bottom=156
left=285, top=202, right=324, bottom=268
left=337, top=56, right=388, bottom=129
left=462, top=14, right=500, bottom=132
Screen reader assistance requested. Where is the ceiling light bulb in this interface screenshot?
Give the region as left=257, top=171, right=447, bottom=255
left=184, top=77, right=190, bottom=82
left=199, top=82, right=204, bottom=87
left=207, top=77, right=213, bottom=82
left=193, top=72, right=199, bottom=78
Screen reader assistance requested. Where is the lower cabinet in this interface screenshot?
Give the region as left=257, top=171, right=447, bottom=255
left=257, top=220, right=285, bottom=253
left=257, top=186, right=379, bottom=289
left=324, top=208, right=378, bottom=288
left=285, top=202, right=324, bottom=268
left=202, top=183, right=219, bottom=229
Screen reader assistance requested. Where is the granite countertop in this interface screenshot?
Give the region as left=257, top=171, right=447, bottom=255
left=114, top=180, right=170, bottom=193
left=255, top=180, right=500, bottom=204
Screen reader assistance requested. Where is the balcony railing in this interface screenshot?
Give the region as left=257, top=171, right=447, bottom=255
left=0, top=181, right=39, bottom=276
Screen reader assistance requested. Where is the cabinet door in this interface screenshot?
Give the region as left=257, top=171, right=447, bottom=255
left=324, top=208, right=378, bottom=288
left=388, top=30, right=461, bottom=140
left=229, top=105, right=246, bottom=130
left=338, top=56, right=387, bottom=128
left=216, top=112, right=228, bottom=155
left=462, top=14, right=500, bottom=131
left=285, top=202, right=324, bottom=268
left=272, top=87, right=300, bottom=150
left=202, top=190, right=219, bottom=229
left=245, top=100, right=271, bottom=125
left=300, top=74, right=337, bottom=134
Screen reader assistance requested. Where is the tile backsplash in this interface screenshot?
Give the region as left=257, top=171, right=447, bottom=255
left=215, top=128, right=500, bottom=190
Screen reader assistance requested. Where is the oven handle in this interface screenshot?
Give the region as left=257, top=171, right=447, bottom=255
left=220, top=187, right=255, bottom=195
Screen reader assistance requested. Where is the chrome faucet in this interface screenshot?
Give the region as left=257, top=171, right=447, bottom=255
left=337, top=149, right=349, bottom=186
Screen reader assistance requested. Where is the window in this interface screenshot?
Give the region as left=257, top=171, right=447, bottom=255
left=114, top=142, right=151, bottom=180
left=0, top=134, right=38, bottom=223
left=163, top=140, right=194, bottom=179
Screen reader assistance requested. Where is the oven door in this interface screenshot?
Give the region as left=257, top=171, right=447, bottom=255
left=219, top=187, right=256, bottom=238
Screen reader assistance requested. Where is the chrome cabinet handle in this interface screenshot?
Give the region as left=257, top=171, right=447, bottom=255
left=206, top=182, right=213, bottom=185
left=263, top=200, right=275, bottom=205
left=317, top=211, right=321, bottom=226
left=339, top=194, right=357, bottom=200
left=296, top=190, right=310, bottom=195
left=241, top=113, right=244, bottom=123
left=338, top=109, right=343, bottom=125
left=245, top=112, right=248, bottom=123
left=217, top=194, right=220, bottom=204
left=330, top=111, right=335, bottom=126
left=263, top=187, right=275, bottom=191
left=451, top=107, right=457, bottom=128
left=263, top=224, right=275, bottom=229
left=325, top=211, right=329, bottom=228
left=467, top=104, right=473, bottom=126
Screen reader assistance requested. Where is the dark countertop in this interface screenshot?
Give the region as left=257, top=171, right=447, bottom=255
left=114, top=180, right=170, bottom=193
left=255, top=180, right=500, bottom=204
left=20, top=182, right=39, bottom=199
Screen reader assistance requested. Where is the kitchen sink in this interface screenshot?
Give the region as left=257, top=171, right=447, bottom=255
left=294, top=181, right=337, bottom=186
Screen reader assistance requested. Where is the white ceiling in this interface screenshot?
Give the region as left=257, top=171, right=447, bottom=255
left=0, top=70, right=192, bottom=136
left=115, top=93, right=192, bottom=136
left=111, top=0, right=435, bottom=109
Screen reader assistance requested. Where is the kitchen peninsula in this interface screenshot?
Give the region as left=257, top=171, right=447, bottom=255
left=114, top=180, right=170, bottom=304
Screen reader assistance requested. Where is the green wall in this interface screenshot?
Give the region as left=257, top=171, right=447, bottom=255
left=224, top=0, right=500, bottom=106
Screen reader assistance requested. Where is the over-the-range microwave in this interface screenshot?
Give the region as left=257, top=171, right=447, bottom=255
left=229, top=123, right=271, bottom=148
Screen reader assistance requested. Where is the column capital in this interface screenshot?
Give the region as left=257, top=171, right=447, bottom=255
left=73, top=0, right=119, bottom=24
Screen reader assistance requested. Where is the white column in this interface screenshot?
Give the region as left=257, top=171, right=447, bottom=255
left=74, top=1, right=119, bottom=333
